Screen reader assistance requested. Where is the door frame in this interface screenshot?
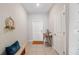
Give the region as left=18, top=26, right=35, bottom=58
left=32, top=21, right=44, bottom=41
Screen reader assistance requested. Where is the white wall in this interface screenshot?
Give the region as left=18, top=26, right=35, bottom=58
left=69, top=4, right=79, bottom=55
left=0, top=4, right=28, bottom=54
left=28, top=13, right=48, bottom=42
left=48, top=4, right=66, bottom=54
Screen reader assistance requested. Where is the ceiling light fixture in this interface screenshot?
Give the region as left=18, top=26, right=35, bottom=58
left=36, top=3, right=40, bottom=7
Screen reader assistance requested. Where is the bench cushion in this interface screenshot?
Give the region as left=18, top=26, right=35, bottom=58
left=5, top=41, right=20, bottom=55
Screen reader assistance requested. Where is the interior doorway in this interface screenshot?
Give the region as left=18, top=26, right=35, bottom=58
left=32, top=21, right=44, bottom=44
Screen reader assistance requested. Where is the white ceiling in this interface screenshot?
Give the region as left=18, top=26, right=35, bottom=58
left=22, top=3, right=53, bottom=14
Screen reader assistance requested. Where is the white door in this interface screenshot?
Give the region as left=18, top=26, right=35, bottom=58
left=53, top=5, right=66, bottom=55
left=32, top=21, right=43, bottom=41
left=61, top=5, right=66, bottom=55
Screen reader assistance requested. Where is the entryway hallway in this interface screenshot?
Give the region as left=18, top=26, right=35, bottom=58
left=0, top=3, right=68, bottom=55
left=25, top=3, right=67, bottom=55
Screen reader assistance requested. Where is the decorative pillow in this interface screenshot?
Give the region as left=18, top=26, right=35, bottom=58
left=5, top=41, right=20, bottom=55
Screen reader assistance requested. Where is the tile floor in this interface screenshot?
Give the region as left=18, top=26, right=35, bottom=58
left=28, top=44, right=58, bottom=55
